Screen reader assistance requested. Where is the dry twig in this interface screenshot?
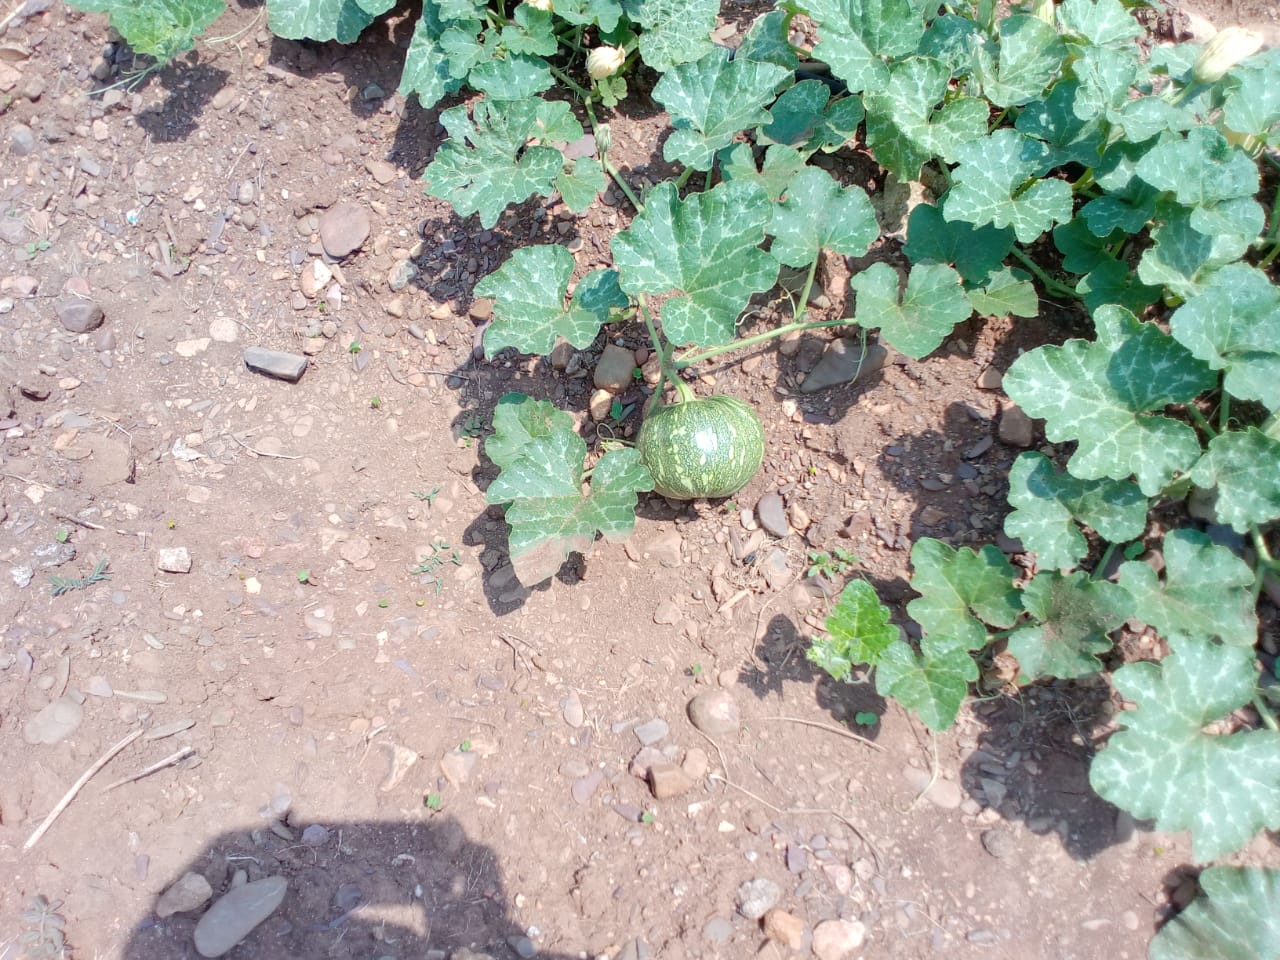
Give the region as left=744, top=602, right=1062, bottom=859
left=25, top=729, right=142, bottom=850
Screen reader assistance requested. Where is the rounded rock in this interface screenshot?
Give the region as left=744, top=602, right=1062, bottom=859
left=687, top=689, right=740, bottom=737
left=812, top=919, right=866, bottom=960
left=318, top=203, right=370, bottom=259
left=192, top=876, right=288, bottom=958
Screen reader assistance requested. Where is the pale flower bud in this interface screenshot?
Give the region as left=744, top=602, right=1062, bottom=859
left=1193, top=27, right=1263, bottom=83
left=594, top=123, right=612, bottom=155
left=1222, top=126, right=1263, bottom=158
left=525, top=0, right=553, bottom=11
left=587, top=45, right=626, bottom=80
left=1030, top=0, right=1055, bottom=26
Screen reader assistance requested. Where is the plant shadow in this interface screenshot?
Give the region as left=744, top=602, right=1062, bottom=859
left=118, top=815, right=579, bottom=959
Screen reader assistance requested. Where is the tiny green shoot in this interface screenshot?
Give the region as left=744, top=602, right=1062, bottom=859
left=55, top=529, right=69, bottom=544
left=425, top=792, right=443, bottom=810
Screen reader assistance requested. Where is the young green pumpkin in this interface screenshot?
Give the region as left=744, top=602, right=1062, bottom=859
left=636, top=381, right=765, bottom=500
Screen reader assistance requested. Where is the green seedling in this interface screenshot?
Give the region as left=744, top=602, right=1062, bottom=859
left=348, top=340, right=361, bottom=354
left=854, top=712, right=878, bottom=727
left=424, top=792, right=443, bottom=811
left=297, top=568, right=311, bottom=584
left=413, top=486, right=441, bottom=504
left=55, top=529, right=69, bottom=543
left=806, top=547, right=860, bottom=580
left=50, top=559, right=111, bottom=597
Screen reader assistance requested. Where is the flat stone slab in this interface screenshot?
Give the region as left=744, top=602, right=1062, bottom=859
left=243, top=347, right=307, bottom=383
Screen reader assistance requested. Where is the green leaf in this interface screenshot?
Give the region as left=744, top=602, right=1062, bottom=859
left=1138, top=205, right=1235, bottom=301
left=1052, top=218, right=1115, bottom=276
left=768, top=168, right=878, bottom=267
left=1089, top=636, right=1280, bottom=862
left=973, top=14, right=1067, bottom=108
left=1015, top=80, right=1106, bottom=169
left=794, top=0, right=925, bottom=93
left=499, top=3, right=557, bottom=56
left=265, top=0, right=373, bottom=42
left=424, top=99, right=568, bottom=229
left=469, top=54, right=553, bottom=100
left=1169, top=263, right=1280, bottom=411
left=945, top=129, right=1074, bottom=243
left=964, top=266, right=1039, bottom=319
left=1057, top=0, right=1142, bottom=47
left=1004, top=452, right=1148, bottom=570
left=1190, top=429, right=1280, bottom=533
left=611, top=181, right=777, bottom=347
left=73, top=0, right=225, bottom=61
left=653, top=49, right=792, bottom=171
left=398, top=11, right=481, bottom=109
left=1223, top=57, right=1280, bottom=140
left=905, top=538, right=1021, bottom=649
left=916, top=13, right=982, bottom=74
left=621, top=0, right=717, bottom=71
left=760, top=80, right=864, bottom=153
left=485, top=395, right=653, bottom=586
left=477, top=247, right=626, bottom=356
left=903, top=203, right=1014, bottom=285
left=850, top=262, right=973, bottom=360
left=807, top=579, right=897, bottom=680
left=553, top=0, right=624, bottom=31
left=1149, top=867, right=1280, bottom=960
left=1137, top=127, right=1259, bottom=205
left=1008, top=571, right=1131, bottom=679
left=737, top=10, right=800, bottom=69
left=719, top=144, right=808, bottom=201
left=556, top=157, right=605, bottom=212
left=1002, top=306, right=1216, bottom=495
left=876, top=636, right=976, bottom=731
left=864, top=57, right=989, bottom=181
left=1118, top=529, right=1257, bottom=647
left=1078, top=194, right=1155, bottom=236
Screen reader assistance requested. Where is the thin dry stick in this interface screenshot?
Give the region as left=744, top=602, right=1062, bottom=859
left=227, top=433, right=302, bottom=460
left=761, top=715, right=886, bottom=753
left=52, top=512, right=105, bottom=531
left=0, top=0, right=25, bottom=34
left=102, top=746, right=194, bottom=792
left=24, top=729, right=142, bottom=850
left=708, top=772, right=883, bottom=869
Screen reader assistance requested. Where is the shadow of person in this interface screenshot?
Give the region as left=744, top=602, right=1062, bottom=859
left=120, top=816, right=576, bottom=959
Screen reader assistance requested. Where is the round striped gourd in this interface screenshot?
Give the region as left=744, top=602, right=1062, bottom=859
left=637, top=393, right=765, bottom=500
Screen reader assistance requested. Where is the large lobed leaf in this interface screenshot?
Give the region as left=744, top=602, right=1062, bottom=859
left=791, top=0, right=925, bottom=93
left=611, top=181, right=777, bottom=347
left=423, top=98, right=577, bottom=228
left=768, top=168, right=878, bottom=268
left=973, top=14, right=1067, bottom=108
left=485, top=395, right=653, bottom=586
left=621, top=0, right=717, bottom=72
left=944, top=129, right=1074, bottom=243
left=1089, top=636, right=1280, bottom=863
left=903, top=204, right=1014, bottom=285
left=1008, top=571, right=1131, bottom=680
left=1118, top=529, right=1258, bottom=647
left=1149, top=867, right=1280, bottom=960
left=905, top=538, right=1021, bottom=649
left=875, top=636, right=977, bottom=731
left=477, top=246, right=627, bottom=357
left=850, top=262, right=973, bottom=359
left=1003, top=306, right=1216, bottom=495
left=653, top=50, right=793, bottom=171
left=1004, top=451, right=1147, bottom=570
left=1190, top=429, right=1280, bottom=533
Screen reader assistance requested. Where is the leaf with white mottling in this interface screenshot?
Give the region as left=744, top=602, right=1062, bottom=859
left=1090, top=636, right=1280, bottom=863
left=553, top=0, right=623, bottom=30
left=1190, top=429, right=1280, bottom=533
left=75, top=0, right=225, bottom=61
left=266, top=0, right=373, bottom=42
left=851, top=262, right=973, bottom=359
left=478, top=246, right=627, bottom=356
left=1009, top=571, right=1131, bottom=679
left=1004, top=451, right=1148, bottom=570
left=653, top=49, right=792, bottom=171
left=720, top=144, right=810, bottom=201
left=945, top=129, right=1074, bottom=243
left=1170, top=263, right=1280, bottom=411
left=965, top=266, right=1039, bottom=318
left=1118, top=529, right=1257, bottom=647
left=905, top=538, right=1022, bottom=649
left=1137, top=127, right=1259, bottom=205
left=769, top=167, right=877, bottom=267
left=791, top=0, right=925, bottom=93
left=468, top=54, right=552, bottom=100
left=1002, top=306, right=1216, bottom=495
left=875, top=636, right=976, bottom=731
left=621, top=0, right=717, bottom=71
left=611, top=181, right=776, bottom=347
left=1057, top=0, right=1142, bottom=46
left=1076, top=258, right=1163, bottom=315
left=556, top=157, right=605, bottom=212
left=486, top=395, right=653, bottom=586
left=1149, top=867, right=1280, bottom=960
left=973, top=14, right=1067, bottom=108
left=1224, top=55, right=1280, bottom=140
left=904, top=203, right=1014, bottom=285
left=398, top=9, right=481, bottom=109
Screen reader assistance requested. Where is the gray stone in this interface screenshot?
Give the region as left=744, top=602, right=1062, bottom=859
left=980, top=826, right=1016, bottom=859
left=56, top=300, right=104, bottom=334
left=702, top=917, right=733, bottom=945
left=157, top=872, right=213, bottom=918
left=653, top=600, right=680, bottom=624
left=998, top=401, right=1035, bottom=447
left=507, top=935, right=536, bottom=958
left=244, top=347, right=308, bottom=383
left=318, top=203, right=370, bottom=258
left=192, top=876, right=288, bottom=958
left=594, top=343, right=636, bottom=391
left=571, top=770, right=603, bottom=804
left=736, top=878, right=781, bottom=920
left=22, top=695, right=84, bottom=745
left=902, top=765, right=963, bottom=809
left=32, top=542, right=75, bottom=568
left=440, top=748, right=478, bottom=786
left=633, top=718, right=669, bottom=746
left=761, top=548, right=790, bottom=590
left=756, top=491, right=789, bottom=538
left=11, top=565, right=34, bottom=588
left=157, top=547, right=192, bottom=574
left=800, top=339, right=888, bottom=393
left=388, top=259, right=418, bottom=292
left=687, top=689, right=740, bottom=737
left=301, top=825, right=330, bottom=846
left=0, top=216, right=29, bottom=245
left=10, top=123, right=36, bottom=156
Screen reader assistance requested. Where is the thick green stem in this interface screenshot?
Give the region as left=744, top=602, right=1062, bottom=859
left=1185, top=403, right=1217, bottom=439
left=676, top=316, right=854, bottom=368
left=673, top=167, right=695, bottom=190
left=547, top=63, right=592, bottom=102
left=638, top=294, right=681, bottom=402
left=1253, top=694, right=1279, bottom=732
left=579, top=98, right=643, bottom=214
left=1218, top=393, right=1231, bottom=433
left=1008, top=246, right=1079, bottom=301
left=1092, top=543, right=1117, bottom=580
